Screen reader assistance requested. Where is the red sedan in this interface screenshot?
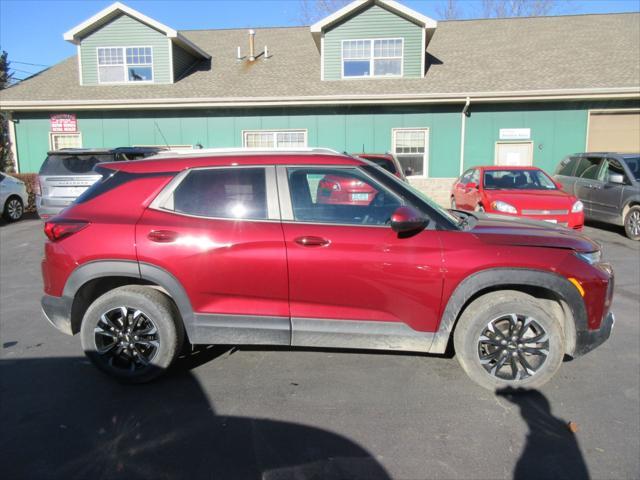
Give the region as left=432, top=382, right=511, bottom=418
left=451, top=166, right=584, bottom=229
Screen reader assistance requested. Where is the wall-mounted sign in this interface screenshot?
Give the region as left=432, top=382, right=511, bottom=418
left=50, top=114, right=77, bottom=133
left=499, top=128, right=530, bottom=140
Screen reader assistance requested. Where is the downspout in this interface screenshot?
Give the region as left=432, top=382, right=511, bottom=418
left=459, top=96, right=471, bottom=175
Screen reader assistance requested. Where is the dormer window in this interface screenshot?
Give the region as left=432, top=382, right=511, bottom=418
left=97, top=46, right=153, bottom=83
left=341, top=38, right=403, bottom=78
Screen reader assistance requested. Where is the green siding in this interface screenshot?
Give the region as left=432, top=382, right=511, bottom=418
left=323, top=4, right=423, bottom=80
left=80, top=13, right=172, bottom=85
left=172, top=44, right=198, bottom=80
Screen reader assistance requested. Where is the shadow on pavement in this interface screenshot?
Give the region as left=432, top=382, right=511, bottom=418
left=0, top=348, right=390, bottom=480
left=497, top=388, right=590, bottom=480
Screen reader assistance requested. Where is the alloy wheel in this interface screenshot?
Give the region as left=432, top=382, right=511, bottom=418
left=628, top=210, right=640, bottom=237
left=477, top=313, right=549, bottom=381
left=94, top=306, right=159, bottom=372
left=7, top=199, right=23, bottom=220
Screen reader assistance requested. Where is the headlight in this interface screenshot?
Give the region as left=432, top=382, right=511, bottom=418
left=491, top=201, right=518, bottom=214
left=575, top=250, right=601, bottom=265
left=571, top=200, right=584, bottom=213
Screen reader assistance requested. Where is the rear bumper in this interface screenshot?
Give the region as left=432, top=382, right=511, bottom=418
left=41, top=294, right=73, bottom=336
left=36, top=195, right=72, bottom=219
left=573, top=311, right=614, bottom=357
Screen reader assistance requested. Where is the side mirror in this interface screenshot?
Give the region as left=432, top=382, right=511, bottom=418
left=608, top=173, right=625, bottom=184
left=390, top=206, right=426, bottom=234
left=466, top=182, right=478, bottom=190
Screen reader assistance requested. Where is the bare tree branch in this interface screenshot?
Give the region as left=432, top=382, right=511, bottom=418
left=297, top=0, right=351, bottom=25
left=480, top=0, right=558, bottom=18
left=437, top=0, right=463, bottom=20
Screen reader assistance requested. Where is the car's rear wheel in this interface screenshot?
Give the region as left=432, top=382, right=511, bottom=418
left=624, top=205, right=640, bottom=241
left=80, top=286, right=184, bottom=383
left=3, top=196, right=24, bottom=222
left=454, top=290, right=564, bottom=390
left=475, top=204, right=485, bottom=213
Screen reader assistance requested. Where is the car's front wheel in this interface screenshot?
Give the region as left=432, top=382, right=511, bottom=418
left=454, top=290, right=564, bottom=390
left=80, top=286, right=184, bottom=383
left=624, top=205, right=640, bottom=241
left=3, top=196, right=24, bottom=222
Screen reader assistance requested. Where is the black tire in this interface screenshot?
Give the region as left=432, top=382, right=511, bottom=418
left=475, top=204, right=485, bottom=213
left=453, top=290, right=565, bottom=390
left=80, top=285, right=184, bottom=383
left=3, top=196, right=24, bottom=222
left=623, top=205, right=640, bottom=241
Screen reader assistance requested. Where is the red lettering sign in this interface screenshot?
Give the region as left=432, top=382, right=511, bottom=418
left=50, top=114, right=77, bottom=133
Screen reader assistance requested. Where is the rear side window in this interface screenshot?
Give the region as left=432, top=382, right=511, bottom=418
left=556, top=156, right=578, bottom=176
left=171, top=168, right=268, bottom=220
left=575, top=157, right=603, bottom=180
left=362, top=156, right=396, bottom=175
left=40, top=154, right=114, bottom=175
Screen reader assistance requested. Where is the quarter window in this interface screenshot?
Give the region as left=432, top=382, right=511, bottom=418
left=342, top=38, right=403, bottom=78
left=556, top=156, right=578, bottom=176
left=393, top=129, right=428, bottom=177
left=243, top=130, right=307, bottom=149
left=97, top=46, right=153, bottom=83
left=169, top=168, right=268, bottom=220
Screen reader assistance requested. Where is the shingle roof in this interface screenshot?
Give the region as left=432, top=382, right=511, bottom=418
left=1, top=13, right=639, bottom=108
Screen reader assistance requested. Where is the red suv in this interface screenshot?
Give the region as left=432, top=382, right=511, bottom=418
left=41, top=151, right=614, bottom=389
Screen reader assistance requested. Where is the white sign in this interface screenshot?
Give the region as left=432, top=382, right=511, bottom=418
left=50, top=114, right=77, bottom=133
left=499, top=128, right=530, bottom=140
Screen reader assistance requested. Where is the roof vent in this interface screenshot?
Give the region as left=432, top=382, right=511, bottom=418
left=248, top=29, right=256, bottom=61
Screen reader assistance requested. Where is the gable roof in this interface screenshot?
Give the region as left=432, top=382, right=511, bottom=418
left=63, top=1, right=210, bottom=59
left=1, top=13, right=639, bottom=110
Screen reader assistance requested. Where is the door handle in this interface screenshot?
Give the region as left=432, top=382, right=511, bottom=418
left=148, top=230, right=178, bottom=243
left=294, top=236, right=330, bottom=247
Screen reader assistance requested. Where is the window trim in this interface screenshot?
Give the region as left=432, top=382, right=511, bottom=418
left=149, top=165, right=280, bottom=221
left=242, top=129, right=308, bottom=149
left=391, top=127, right=430, bottom=178
left=341, top=38, right=404, bottom=79
left=96, top=46, right=154, bottom=84
left=49, top=132, right=83, bottom=150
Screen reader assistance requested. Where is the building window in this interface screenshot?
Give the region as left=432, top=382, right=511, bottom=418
left=243, top=130, right=307, bottom=149
left=49, top=133, right=82, bottom=150
left=342, top=38, right=403, bottom=78
left=97, top=46, right=153, bottom=83
left=392, top=128, right=428, bottom=177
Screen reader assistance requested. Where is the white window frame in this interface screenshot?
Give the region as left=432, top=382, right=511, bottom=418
left=49, top=132, right=83, bottom=150
left=97, top=46, right=154, bottom=84
left=392, top=128, right=429, bottom=178
left=242, top=129, right=308, bottom=149
left=341, top=38, right=404, bottom=79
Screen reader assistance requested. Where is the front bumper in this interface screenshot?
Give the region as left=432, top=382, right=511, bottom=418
left=41, top=294, right=73, bottom=336
left=574, top=311, right=615, bottom=357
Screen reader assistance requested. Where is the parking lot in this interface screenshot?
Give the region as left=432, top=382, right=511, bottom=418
left=1, top=216, right=638, bottom=480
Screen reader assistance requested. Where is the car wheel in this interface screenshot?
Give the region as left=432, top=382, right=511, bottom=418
left=454, top=290, right=564, bottom=390
left=3, top=196, right=24, bottom=222
left=624, top=205, right=640, bottom=241
left=80, top=286, right=184, bottom=383
left=475, top=204, right=485, bottom=213
left=451, top=197, right=456, bottom=209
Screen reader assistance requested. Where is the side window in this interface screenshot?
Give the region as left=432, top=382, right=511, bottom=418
left=469, top=169, right=480, bottom=184
left=287, top=167, right=402, bottom=226
left=460, top=169, right=473, bottom=183
left=556, top=156, right=578, bottom=176
left=574, top=157, right=603, bottom=180
left=601, top=158, right=629, bottom=184
left=170, top=168, right=268, bottom=219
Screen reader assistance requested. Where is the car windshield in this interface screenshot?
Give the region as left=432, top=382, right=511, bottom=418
left=622, top=157, right=640, bottom=181
left=483, top=169, right=557, bottom=190
left=40, top=154, right=114, bottom=175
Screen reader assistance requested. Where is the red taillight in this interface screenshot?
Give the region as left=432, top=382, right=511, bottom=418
left=33, top=175, right=42, bottom=196
left=44, top=220, right=89, bottom=241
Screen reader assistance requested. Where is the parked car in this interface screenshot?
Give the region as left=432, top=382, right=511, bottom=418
left=354, top=153, right=408, bottom=181
left=554, top=153, right=640, bottom=240
left=41, top=150, right=614, bottom=390
left=36, top=147, right=166, bottom=219
left=451, top=166, right=584, bottom=230
left=0, top=172, right=28, bottom=222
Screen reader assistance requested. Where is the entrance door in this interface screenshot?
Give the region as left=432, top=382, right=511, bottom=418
left=495, top=142, right=533, bottom=166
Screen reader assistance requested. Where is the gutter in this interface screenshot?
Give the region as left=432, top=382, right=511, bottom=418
left=459, top=96, right=470, bottom=175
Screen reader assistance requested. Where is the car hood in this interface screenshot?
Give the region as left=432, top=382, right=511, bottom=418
left=485, top=189, right=575, bottom=210
left=469, top=213, right=599, bottom=252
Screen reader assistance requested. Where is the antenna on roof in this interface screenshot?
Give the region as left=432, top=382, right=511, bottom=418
left=154, top=121, right=170, bottom=149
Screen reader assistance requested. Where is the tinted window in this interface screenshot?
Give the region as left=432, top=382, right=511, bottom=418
left=623, top=156, right=640, bottom=181
left=484, top=169, right=556, bottom=190
left=556, top=156, right=578, bottom=176
left=574, top=157, right=603, bottom=180
left=601, top=159, right=629, bottom=183
left=288, top=167, right=401, bottom=226
left=172, top=168, right=267, bottom=220
left=40, top=154, right=114, bottom=175
left=362, top=156, right=396, bottom=175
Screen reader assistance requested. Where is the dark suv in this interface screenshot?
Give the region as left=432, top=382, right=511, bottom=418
left=36, top=147, right=166, bottom=218
left=554, top=153, right=640, bottom=240
left=41, top=150, right=614, bottom=390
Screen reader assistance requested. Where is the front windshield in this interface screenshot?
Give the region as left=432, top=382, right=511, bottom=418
left=484, top=169, right=557, bottom=190
left=362, top=164, right=460, bottom=228
left=623, top=157, right=640, bottom=181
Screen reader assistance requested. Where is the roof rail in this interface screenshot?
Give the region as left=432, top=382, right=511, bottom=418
left=146, top=147, right=345, bottom=159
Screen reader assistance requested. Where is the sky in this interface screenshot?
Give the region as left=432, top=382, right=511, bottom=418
left=1, top=0, right=639, bottom=81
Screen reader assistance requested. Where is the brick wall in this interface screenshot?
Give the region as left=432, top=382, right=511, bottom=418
left=408, top=178, right=456, bottom=208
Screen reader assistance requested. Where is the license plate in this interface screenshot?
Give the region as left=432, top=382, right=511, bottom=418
left=351, top=193, right=369, bottom=201
left=544, top=219, right=558, bottom=224
left=50, top=186, right=88, bottom=196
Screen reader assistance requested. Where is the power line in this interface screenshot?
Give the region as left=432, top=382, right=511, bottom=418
left=9, top=67, right=40, bottom=75
left=10, top=60, right=50, bottom=67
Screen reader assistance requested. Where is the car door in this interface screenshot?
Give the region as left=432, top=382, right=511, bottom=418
left=590, top=157, right=629, bottom=222
left=136, top=165, right=290, bottom=344
left=572, top=156, right=605, bottom=218
left=453, top=169, right=473, bottom=208
left=277, top=165, right=444, bottom=350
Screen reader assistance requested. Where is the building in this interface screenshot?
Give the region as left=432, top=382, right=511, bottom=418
left=1, top=0, right=639, bottom=203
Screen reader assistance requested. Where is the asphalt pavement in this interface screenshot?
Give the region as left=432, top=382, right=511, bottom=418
left=1, top=215, right=638, bottom=480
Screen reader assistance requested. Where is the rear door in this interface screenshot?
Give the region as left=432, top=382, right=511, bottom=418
left=590, top=157, right=629, bottom=222
left=572, top=156, right=605, bottom=217
left=136, top=166, right=290, bottom=344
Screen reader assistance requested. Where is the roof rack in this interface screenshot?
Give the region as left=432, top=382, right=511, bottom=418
left=147, top=147, right=344, bottom=159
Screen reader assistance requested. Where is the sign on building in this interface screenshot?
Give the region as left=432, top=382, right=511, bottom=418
left=499, top=128, right=530, bottom=140
left=50, top=114, right=78, bottom=133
